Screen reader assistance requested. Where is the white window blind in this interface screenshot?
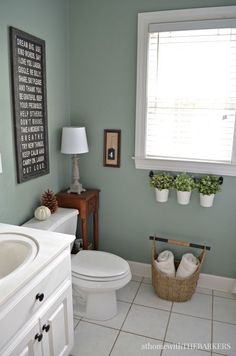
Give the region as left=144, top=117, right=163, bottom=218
left=146, top=27, right=236, bottom=163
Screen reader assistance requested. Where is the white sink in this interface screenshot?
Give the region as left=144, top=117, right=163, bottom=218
left=0, top=233, right=38, bottom=280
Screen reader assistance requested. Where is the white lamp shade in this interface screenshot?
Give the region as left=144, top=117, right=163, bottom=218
left=0, top=153, right=2, bottom=173
left=61, top=127, right=89, bottom=154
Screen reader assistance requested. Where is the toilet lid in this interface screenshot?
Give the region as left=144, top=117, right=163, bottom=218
left=71, top=250, right=130, bottom=279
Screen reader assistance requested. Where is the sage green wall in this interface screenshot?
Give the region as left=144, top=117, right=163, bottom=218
left=0, top=0, right=70, bottom=225
left=69, top=0, right=236, bottom=278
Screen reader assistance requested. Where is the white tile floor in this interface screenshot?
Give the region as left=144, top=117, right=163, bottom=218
left=71, top=276, right=236, bottom=356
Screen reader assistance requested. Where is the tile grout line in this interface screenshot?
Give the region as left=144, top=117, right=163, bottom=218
left=117, top=279, right=143, bottom=304
left=77, top=319, right=123, bottom=332
left=212, top=319, right=236, bottom=327
left=108, top=277, right=144, bottom=356
left=210, top=295, right=231, bottom=356
left=160, top=301, right=174, bottom=356
left=74, top=318, right=82, bottom=330
left=119, top=329, right=165, bottom=343
left=132, top=301, right=171, bottom=313
left=130, top=301, right=212, bottom=322
left=170, top=310, right=212, bottom=321
left=213, top=295, right=236, bottom=301
left=196, top=291, right=213, bottom=296
left=108, top=330, right=121, bottom=356
left=74, top=298, right=235, bottom=325
left=120, top=277, right=143, bottom=328
left=211, top=289, right=214, bottom=356
left=135, top=278, right=173, bottom=347
left=116, top=299, right=134, bottom=304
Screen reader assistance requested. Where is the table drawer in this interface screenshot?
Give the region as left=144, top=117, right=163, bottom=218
left=88, top=197, right=96, bottom=212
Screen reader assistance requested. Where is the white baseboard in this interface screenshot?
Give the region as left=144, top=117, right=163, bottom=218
left=127, top=260, right=236, bottom=293
left=128, top=260, right=151, bottom=279
left=197, top=273, right=236, bottom=292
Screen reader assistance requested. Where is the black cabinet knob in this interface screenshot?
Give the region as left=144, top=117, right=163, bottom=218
left=35, top=293, right=44, bottom=302
left=42, top=324, right=50, bottom=332
left=35, top=333, right=43, bottom=342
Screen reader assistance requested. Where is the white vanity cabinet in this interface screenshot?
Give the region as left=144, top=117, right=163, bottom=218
left=40, top=282, right=73, bottom=356
left=6, top=319, right=42, bottom=356
left=0, top=248, right=74, bottom=356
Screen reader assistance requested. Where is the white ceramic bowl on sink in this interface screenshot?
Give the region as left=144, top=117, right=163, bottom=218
left=0, top=233, right=38, bottom=280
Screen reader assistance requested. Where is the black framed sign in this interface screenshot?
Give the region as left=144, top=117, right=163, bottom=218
left=10, top=27, right=49, bottom=183
left=103, top=129, right=121, bottom=167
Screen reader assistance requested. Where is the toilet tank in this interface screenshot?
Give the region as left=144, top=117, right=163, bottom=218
left=22, top=208, right=78, bottom=235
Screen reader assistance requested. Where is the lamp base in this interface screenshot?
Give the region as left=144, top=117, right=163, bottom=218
left=67, top=182, right=86, bottom=195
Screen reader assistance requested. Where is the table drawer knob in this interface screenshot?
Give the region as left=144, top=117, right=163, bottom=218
left=35, top=293, right=44, bottom=302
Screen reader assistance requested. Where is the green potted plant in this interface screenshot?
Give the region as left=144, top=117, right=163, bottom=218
left=174, top=173, right=196, bottom=205
left=197, top=175, right=221, bottom=207
left=149, top=172, right=174, bottom=202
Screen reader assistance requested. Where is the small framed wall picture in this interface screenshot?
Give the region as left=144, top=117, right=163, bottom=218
left=103, top=129, right=121, bottom=167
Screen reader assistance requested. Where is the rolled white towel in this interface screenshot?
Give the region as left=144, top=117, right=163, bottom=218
left=154, top=250, right=175, bottom=277
left=176, top=253, right=199, bottom=278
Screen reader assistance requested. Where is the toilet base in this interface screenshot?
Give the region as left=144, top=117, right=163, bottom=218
left=86, top=291, right=117, bottom=320
left=73, top=285, right=117, bottom=321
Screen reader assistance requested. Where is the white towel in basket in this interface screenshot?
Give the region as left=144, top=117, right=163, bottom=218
left=155, top=250, right=175, bottom=277
left=176, top=253, right=199, bottom=278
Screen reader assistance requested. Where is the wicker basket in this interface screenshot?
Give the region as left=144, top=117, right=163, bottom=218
left=151, top=237, right=208, bottom=302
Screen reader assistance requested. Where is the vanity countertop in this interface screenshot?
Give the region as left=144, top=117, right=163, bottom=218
left=0, top=223, right=75, bottom=307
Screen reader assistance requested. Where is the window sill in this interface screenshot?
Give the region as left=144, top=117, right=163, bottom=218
left=134, top=157, right=236, bottom=176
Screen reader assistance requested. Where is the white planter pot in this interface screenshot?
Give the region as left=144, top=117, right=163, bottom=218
left=177, top=191, right=191, bottom=205
left=155, top=188, right=169, bottom=203
left=200, top=193, right=215, bottom=208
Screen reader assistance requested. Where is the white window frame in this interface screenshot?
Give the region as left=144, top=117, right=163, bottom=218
left=135, top=6, right=236, bottom=176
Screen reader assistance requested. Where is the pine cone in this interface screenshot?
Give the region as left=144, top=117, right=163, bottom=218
left=41, top=189, right=58, bottom=214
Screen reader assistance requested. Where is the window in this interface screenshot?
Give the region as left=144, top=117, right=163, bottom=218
left=135, top=6, right=236, bottom=175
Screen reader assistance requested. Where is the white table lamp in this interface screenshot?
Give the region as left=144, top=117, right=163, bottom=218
left=61, top=127, right=89, bottom=194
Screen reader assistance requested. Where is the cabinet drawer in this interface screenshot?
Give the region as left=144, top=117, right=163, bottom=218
left=0, top=250, right=71, bottom=350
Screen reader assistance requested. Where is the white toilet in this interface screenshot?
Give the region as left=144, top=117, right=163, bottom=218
left=23, top=207, right=131, bottom=321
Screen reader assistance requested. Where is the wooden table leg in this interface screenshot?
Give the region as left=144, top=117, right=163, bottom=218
left=93, top=211, right=99, bottom=250
left=81, top=217, right=89, bottom=249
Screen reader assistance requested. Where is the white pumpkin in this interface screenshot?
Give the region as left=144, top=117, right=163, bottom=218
left=34, top=206, right=51, bottom=221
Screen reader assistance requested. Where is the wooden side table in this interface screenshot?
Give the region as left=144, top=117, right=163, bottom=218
left=56, top=189, right=100, bottom=250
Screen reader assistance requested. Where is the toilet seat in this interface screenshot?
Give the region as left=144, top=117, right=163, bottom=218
left=71, top=250, right=130, bottom=281
left=72, top=269, right=131, bottom=282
